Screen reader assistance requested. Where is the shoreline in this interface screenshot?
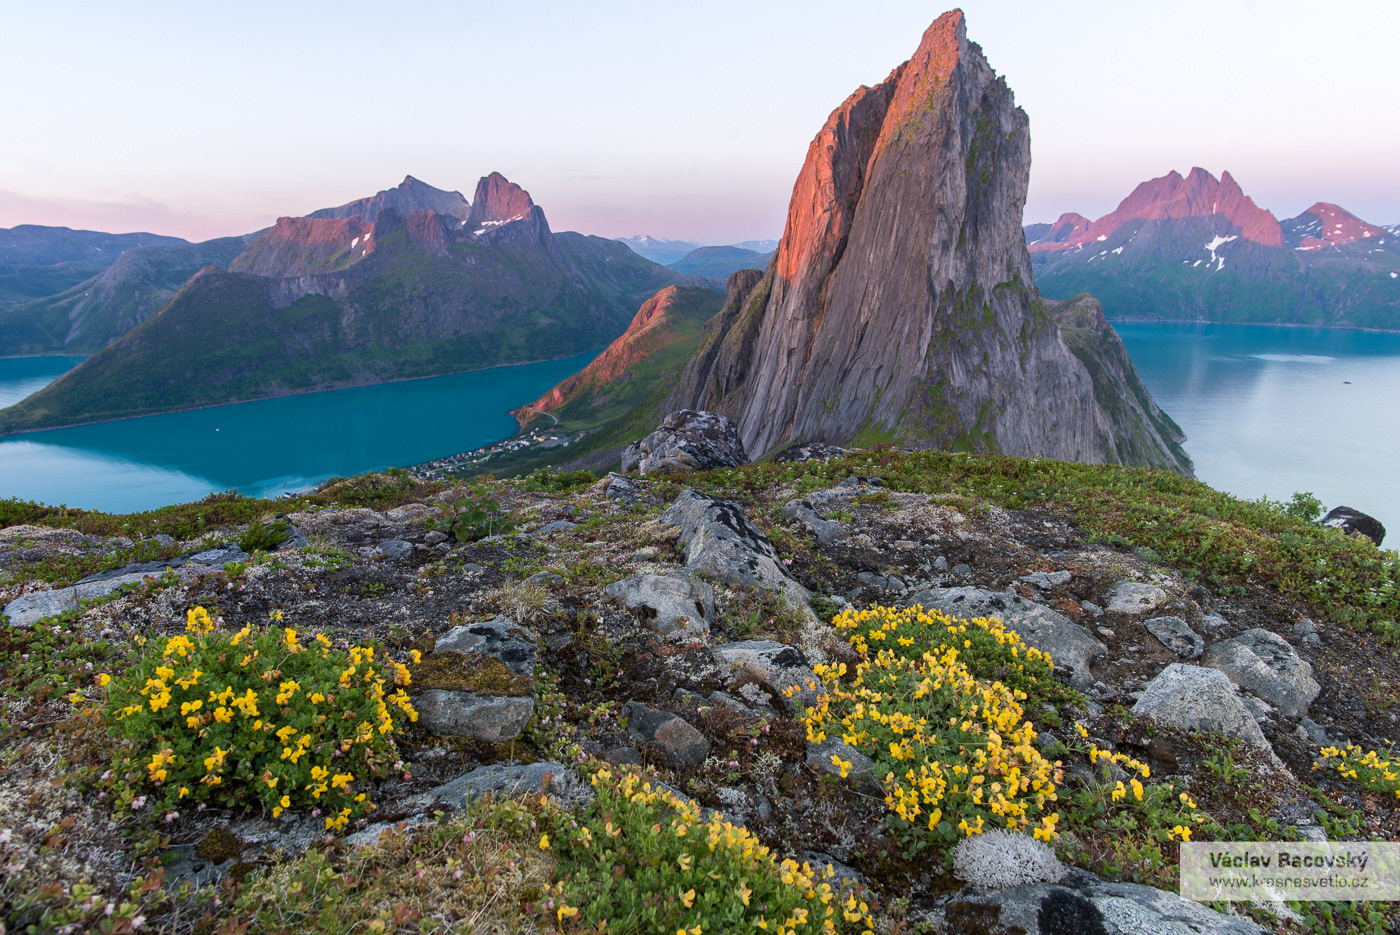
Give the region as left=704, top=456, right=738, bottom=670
left=1104, top=316, right=1400, bottom=336
left=0, top=347, right=604, bottom=439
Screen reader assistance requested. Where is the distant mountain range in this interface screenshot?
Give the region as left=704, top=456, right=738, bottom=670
left=0, top=175, right=713, bottom=433
left=616, top=236, right=778, bottom=275
left=1028, top=168, right=1400, bottom=329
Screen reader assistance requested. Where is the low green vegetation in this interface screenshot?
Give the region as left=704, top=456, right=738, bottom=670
left=429, top=489, right=516, bottom=542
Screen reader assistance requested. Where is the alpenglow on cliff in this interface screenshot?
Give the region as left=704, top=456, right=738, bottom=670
left=665, top=10, right=1191, bottom=474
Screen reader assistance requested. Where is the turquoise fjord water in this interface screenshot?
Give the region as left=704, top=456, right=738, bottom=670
left=0, top=350, right=599, bottom=513
left=2, top=323, right=1399, bottom=531
left=1114, top=322, right=1400, bottom=534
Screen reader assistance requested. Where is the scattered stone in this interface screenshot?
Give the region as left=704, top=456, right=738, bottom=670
left=606, top=746, right=642, bottom=766
left=414, top=693, right=535, bottom=742
left=1104, top=581, right=1169, bottom=615
left=375, top=539, right=414, bottom=560
left=708, top=690, right=757, bottom=716
left=711, top=640, right=821, bottom=714
left=1080, top=601, right=1102, bottom=616
left=624, top=703, right=710, bottom=771
left=1202, top=629, right=1320, bottom=718
left=772, top=443, right=848, bottom=463
left=781, top=499, right=850, bottom=546
left=1292, top=618, right=1318, bottom=637
left=434, top=617, right=538, bottom=675
left=386, top=503, right=438, bottom=522
left=605, top=571, right=715, bottom=637
left=805, top=738, right=878, bottom=792
left=431, top=761, right=593, bottom=809
left=1131, top=664, right=1271, bottom=751
left=593, top=472, right=638, bottom=501
left=423, top=531, right=449, bottom=545
left=620, top=410, right=748, bottom=476
left=1200, top=613, right=1228, bottom=631
left=1240, top=694, right=1274, bottom=722
left=535, top=521, right=578, bottom=535
left=1144, top=616, right=1204, bottom=659
left=1096, top=628, right=1115, bottom=639
left=524, top=571, right=563, bottom=587
left=945, top=866, right=1263, bottom=934
left=1297, top=825, right=1328, bottom=843
left=933, top=556, right=949, bottom=572
left=1019, top=571, right=1071, bottom=590
left=902, top=587, right=1106, bottom=689
left=661, top=490, right=810, bottom=605
left=951, top=563, right=972, bottom=576
left=1295, top=718, right=1336, bottom=746
left=1320, top=505, right=1385, bottom=546
left=804, top=851, right=865, bottom=886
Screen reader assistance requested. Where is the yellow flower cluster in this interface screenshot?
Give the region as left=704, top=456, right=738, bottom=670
left=571, top=768, right=873, bottom=934
left=1316, top=744, right=1400, bottom=799
left=807, top=605, right=1062, bottom=843
left=101, top=606, right=419, bottom=825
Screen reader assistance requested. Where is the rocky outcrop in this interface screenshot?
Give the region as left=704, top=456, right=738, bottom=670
left=605, top=571, right=715, bottom=637
left=231, top=216, right=377, bottom=278
left=1320, top=505, right=1385, bottom=546
left=1202, top=629, right=1320, bottom=718
left=620, top=410, right=748, bottom=476
left=1130, top=664, right=1271, bottom=752
left=660, top=490, right=809, bottom=606
left=661, top=11, right=1188, bottom=472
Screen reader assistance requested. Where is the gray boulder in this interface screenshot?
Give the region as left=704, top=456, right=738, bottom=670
left=375, top=539, right=414, bottom=560
left=1104, top=581, right=1169, bottom=615
left=661, top=489, right=810, bottom=605
left=1320, top=505, right=1385, bottom=546
left=412, top=617, right=538, bottom=741
left=4, top=571, right=167, bottom=627
left=902, top=587, right=1106, bottom=690
left=1144, top=616, right=1204, bottom=659
left=596, top=472, right=638, bottom=501
left=605, top=571, right=715, bottom=637
left=1019, top=571, right=1072, bottom=590
left=711, top=640, right=822, bottom=715
left=946, top=866, right=1263, bottom=934
left=620, top=410, right=748, bottom=476
left=1130, top=664, right=1270, bottom=751
left=1201, top=629, right=1319, bottom=718
left=623, top=703, right=710, bottom=771
left=782, top=499, right=850, bottom=546
left=431, top=761, right=593, bottom=808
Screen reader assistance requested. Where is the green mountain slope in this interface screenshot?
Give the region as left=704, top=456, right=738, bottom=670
left=0, top=225, right=188, bottom=308
left=0, top=206, right=709, bottom=433
left=0, top=237, right=249, bottom=355
left=666, top=245, right=772, bottom=278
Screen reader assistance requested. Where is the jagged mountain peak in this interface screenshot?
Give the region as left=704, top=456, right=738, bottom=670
left=468, top=173, right=535, bottom=227
left=1284, top=202, right=1389, bottom=251
left=309, top=176, right=470, bottom=223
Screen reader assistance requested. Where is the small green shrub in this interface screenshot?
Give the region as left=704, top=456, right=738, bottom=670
left=430, top=489, right=515, bottom=542
left=237, top=516, right=293, bottom=553
left=1282, top=491, right=1325, bottom=522
left=549, top=766, right=872, bottom=932
left=100, top=607, right=417, bottom=828
left=519, top=467, right=596, bottom=494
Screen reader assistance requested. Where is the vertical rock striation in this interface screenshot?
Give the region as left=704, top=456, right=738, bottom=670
left=668, top=10, right=1191, bottom=473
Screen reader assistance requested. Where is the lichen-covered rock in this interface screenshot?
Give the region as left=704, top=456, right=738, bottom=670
left=805, top=738, right=878, bottom=792
left=605, top=571, right=715, bottom=637
left=902, top=587, right=1105, bottom=689
left=623, top=703, right=710, bottom=771
left=431, top=761, right=594, bottom=809
left=620, top=410, right=748, bottom=476
left=711, top=640, right=822, bottom=715
left=4, top=571, right=163, bottom=627
left=410, top=617, right=538, bottom=741
left=945, top=866, right=1263, bottom=934
left=1144, top=616, right=1204, bottom=659
left=1130, top=664, right=1270, bottom=751
left=1320, top=505, right=1385, bottom=546
left=781, top=499, right=850, bottom=546
left=1202, top=628, right=1320, bottom=717
left=1104, top=581, right=1169, bottom=615
left=661, top=489, right=811, bottom=605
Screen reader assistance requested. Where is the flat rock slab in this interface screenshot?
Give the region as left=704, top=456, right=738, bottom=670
left=414, top=690, right=535, bottom=742
left=949, top=866, right=1263, bottom=935
left=711, top=640, right=822, bottom=714
left=1130, top=664, right=1270, bottom=751
left=1144, top=616, right=1204, bottom=659
left=431, top=761, right=593, bottom=809
left=605, top=571, right=715, bottom=637
left=902, top=587, right=1106, bottom=690
left=662, top=489, right=810, bottom=604
left=1020, top=571, right=1072, bottom=590
left=624, top=703, right=710, bottom=771
left=4, top=571, right=165, bottom=627
left=1202, top=628, right=1319, bottom=718
left=1104, top=581, right=1169, bottom=615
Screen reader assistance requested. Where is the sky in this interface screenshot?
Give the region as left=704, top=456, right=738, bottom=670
left=1, top=0, right=1396, bottom=244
